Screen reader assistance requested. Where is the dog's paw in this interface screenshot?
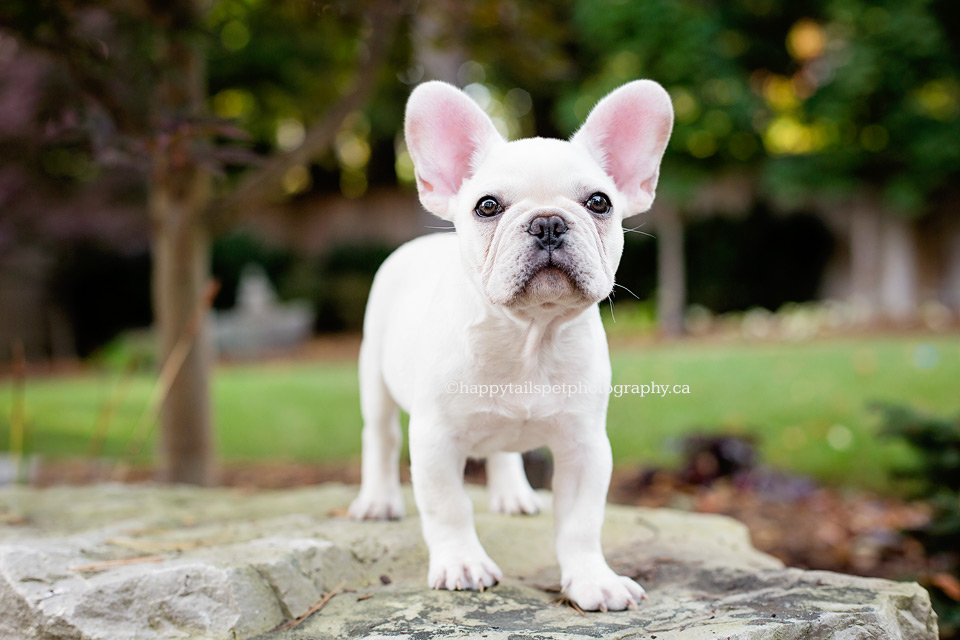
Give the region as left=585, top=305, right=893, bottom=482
left=347, top=489, right=405, bottom=520
left=428, top=552, right=502, bottom=591
left=562, top=568, right=647, bottom=612
left=488, top=484, right=542, bottom=516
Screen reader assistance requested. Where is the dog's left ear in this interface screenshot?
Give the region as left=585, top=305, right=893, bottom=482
left=571, top=80, right=674, bottom=215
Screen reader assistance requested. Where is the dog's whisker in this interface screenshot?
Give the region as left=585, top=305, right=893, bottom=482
left=612, top=283, right=641, bottom=300
left=624, top=222, right=654, bottom=238
left=623, top=227, right=656, bottom=239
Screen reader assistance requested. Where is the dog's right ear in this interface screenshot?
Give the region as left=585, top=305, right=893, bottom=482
left=404, top=82, right=504, bottom=220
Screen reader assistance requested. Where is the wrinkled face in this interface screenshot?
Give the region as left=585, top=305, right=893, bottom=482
left=405, top=79, right=674, bottom=316
left=453, top=138, right=624, bottom=311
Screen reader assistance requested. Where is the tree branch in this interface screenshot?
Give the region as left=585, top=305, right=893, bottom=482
left=3, top=2, right=149, bottom=136
left=207, top=1, right=404, bottom=229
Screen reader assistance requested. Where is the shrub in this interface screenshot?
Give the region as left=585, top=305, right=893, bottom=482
left=877, top=403, right=960, bottom=638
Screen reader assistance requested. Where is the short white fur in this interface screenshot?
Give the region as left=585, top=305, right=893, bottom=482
left=348, top=79, right=673, bottom=611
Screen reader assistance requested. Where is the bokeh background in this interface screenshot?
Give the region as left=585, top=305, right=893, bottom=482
left=1, top=0, right=959, bottom=634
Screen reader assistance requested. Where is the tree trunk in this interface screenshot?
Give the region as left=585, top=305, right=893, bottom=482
left=848, top=201, right=881, bottom=321
left=151, top=178, right=213, bottom=484
left=878, top=214, right=919, bottom=321
left=150, top=25, right=215, bottom=485
left=655, top=204, right=686, bottom=337
left=942, top=211, right=960, bottom=311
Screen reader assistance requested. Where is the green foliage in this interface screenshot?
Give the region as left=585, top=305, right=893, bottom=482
left=461, top=1, right=576, bottom=107
left=205, top=0, right=368, bottom=148
left=562, top=0, right=764, bottom=171
left=203, top=0, right=415, bottom=195
left=563, top=0, right=960, bottom=215
left=878, top=403, right=960, bottom=553
left=7, top=0, right=959, bottom=213
left=90, top=331, right=157, bottom=372
left=877, top=402, right=960, bottom=638
left=0, top=0, right=398, bottom=209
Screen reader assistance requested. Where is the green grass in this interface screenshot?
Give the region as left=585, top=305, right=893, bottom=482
left=1, top=334, right=958, bottom=490
left=0, top=362, right=364, bottom=465
left=606, top=335, right=959, bottom=489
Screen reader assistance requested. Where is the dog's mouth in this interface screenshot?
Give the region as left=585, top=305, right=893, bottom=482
left=526, top=264, right=572, bottom=292
left=514, top=253, right=588, bottom=305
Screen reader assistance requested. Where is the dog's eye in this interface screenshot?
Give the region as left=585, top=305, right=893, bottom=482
left=585, top=193, right=612, bottom=215
left=475, top=196, right=503, bottom=218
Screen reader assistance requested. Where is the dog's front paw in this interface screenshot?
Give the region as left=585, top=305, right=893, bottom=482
left=488, top=485, right=542, bottom=516
left=562, top=567, right=647, bottom=612
left=348, top=489, right=405, bottom=520
left=428, top=551, right=502, bottom=591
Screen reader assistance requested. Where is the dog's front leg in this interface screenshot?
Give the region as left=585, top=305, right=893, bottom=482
left=410, top=417, right=502, bottom=591
left=552, top=434, right=647, bottom=611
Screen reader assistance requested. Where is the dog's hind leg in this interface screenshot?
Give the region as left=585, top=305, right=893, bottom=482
left=487, top=452, right=541, bottom=515
left=348, top=346, right=405, bottom=520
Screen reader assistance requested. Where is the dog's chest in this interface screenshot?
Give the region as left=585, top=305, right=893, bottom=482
left=450, top=357, right=598, bottom=455
left=471, top=348, right=575, bottom=407
left=465, top=398, right=562, bottom=456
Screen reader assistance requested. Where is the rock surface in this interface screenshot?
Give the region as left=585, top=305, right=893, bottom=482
left=0, top=484, right=939, bottom=640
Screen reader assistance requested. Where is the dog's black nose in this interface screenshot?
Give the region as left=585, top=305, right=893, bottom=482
left=528, top=215, right=568, bottom=250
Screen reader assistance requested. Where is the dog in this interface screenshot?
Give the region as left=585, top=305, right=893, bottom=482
left=348, top=79, right=674, bottom=612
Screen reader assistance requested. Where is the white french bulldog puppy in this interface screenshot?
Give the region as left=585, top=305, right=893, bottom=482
left=348, top=80, right=673, bottom=611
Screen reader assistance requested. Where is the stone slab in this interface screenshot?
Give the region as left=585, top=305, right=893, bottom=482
left=0, top=484, right=939, bottom=640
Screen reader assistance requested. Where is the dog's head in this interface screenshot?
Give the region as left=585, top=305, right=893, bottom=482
left=405, top=81, right=673, bottom=316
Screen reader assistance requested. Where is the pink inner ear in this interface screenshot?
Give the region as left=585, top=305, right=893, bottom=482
left=406, top=85, right=500, bottom=202
left=574, top=81, right=674, bottom=206
left=431, top=98, right=485, bottom=194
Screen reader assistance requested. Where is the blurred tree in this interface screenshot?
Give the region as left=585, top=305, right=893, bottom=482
left=3, top=0, right=960, bottom=477
left=561, top=0, right=960, bottom=329
left=762, top=1, right=960, bottom=319
left=0, top=0, right=404, bottom=484
left=561, top=0, right=764, bottom=334
left=0, top=4, right=154, bottom=360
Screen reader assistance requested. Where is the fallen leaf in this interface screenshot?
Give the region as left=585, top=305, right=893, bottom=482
left=929, top=573, right=960, bottom=601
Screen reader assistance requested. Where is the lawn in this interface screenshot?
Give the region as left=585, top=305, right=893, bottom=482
left=1, top=334, right=957, bottom=490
